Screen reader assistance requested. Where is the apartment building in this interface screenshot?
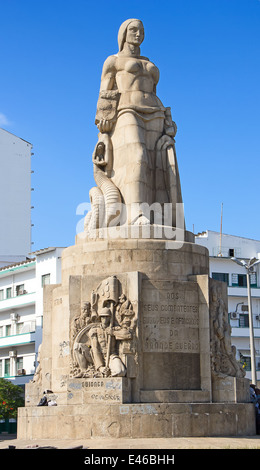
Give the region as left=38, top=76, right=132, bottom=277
left=0, top=247, right=64, bottom=392
left=196, top=230, right=260, bottom=384
left=0, top=128, right=33, bottom=268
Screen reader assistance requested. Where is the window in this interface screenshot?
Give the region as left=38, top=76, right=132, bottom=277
left=0, top=360, right=2, bottom=377
left=15, top=284, right=25, bottom=296
left=232, top=273, right=257, bottom=287
left=6, top=287, right=12, bottom=299
left=0, top=289, right=4, bottom=300
left=0, top=326, right=3, bottom=337
left=229, top=249, right=235, bottom=257
left=16, top=323, right=24, bottom=334
left=16, top=357, right=23, bottom=375
left=18, top=321, right=35, bottom=333
left=250, top=272, right=257, bottom=288
left=212, top=272, right=229, bottom=284
left=5, top=325, right=11, bottom=336
left=239, top=314, right=249, bottom=328
left=242, top=356, right=251, bottom=371
left=42, top=274, right=50, bottom=287
left=4, top=359, right=10, bottom=377
left=238, top=274, right=247, bottom=287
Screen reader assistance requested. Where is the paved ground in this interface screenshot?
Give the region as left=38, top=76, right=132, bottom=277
left=1, top=434, right=260, bottom=449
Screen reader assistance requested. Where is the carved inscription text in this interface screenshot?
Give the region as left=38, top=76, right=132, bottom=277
left=142, top=285, right=200, bottom=353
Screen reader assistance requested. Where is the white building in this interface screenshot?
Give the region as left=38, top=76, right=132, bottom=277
left=0, top=128, right=33, bottom=268
left=0, top=247, right=64, bottom=394
left=196, top=230, right=260, bottom=384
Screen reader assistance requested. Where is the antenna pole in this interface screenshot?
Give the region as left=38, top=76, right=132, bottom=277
left=219, top=203, right=223, bottom=257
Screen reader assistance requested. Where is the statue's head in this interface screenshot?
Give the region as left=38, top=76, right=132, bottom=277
left=99, top=307, right=111, bottom=327
left=118, top=19, right=144, bottom=52
left=100, top=307, right=111, bottom=317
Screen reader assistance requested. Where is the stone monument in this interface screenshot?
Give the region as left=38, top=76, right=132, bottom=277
left=18, top=19, right=255, bottom=439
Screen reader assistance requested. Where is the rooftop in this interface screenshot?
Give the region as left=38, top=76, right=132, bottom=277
left=0, top=127, right=32, bottom=146
left=0, top=258, right=36, bottom=274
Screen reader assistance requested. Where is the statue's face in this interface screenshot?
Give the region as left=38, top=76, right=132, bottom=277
left=101, top=316, right=110, bottom=328
left=122, top=317, right=131, bottom=328
left=126, top=20, right=144, bottom=47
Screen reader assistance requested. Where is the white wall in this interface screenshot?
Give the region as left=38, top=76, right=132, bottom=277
left=34, top=247, right=64, bottom=352
left=0, top=128, right=32, bottom=260
left=196, top=230, right=260, bottom=259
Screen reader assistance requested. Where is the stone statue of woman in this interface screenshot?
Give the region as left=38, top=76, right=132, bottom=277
left=86, top=18, right=184, bottom=231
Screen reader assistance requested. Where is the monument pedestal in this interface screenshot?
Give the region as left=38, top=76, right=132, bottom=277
left=18, top=402, right=255, bottom=439
left=18, top=233, right=256, bottom=439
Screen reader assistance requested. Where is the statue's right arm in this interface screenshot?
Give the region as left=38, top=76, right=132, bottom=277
left=99, top=55, right=117, bottom=92
left=95, top=56, right=118, bottom=133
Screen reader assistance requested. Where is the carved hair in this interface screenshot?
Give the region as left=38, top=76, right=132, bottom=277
left=117, top=18, right=144, bottom=52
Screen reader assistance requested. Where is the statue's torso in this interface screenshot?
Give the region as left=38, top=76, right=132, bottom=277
left=114, top=56, right=164, bottom=112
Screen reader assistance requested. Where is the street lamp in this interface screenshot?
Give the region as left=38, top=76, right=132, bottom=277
left=231, top=257, right=260, bottom=385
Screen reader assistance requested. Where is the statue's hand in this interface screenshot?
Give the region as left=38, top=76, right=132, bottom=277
left=106, top=327, right=114, bottom=336
left=99, top=366, right=110, bottom=377
left=90, top=329, right=97, bottom=338
left=93, top=155, right=107, bottom=167
left=97, top=119, right=114, bottom=133
left=165, top=121, right=177, bottom=138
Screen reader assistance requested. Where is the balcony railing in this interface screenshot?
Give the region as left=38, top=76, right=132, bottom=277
left=0, top=292, right=36, bottom=312
left=0, top=330, right=36, bottom=348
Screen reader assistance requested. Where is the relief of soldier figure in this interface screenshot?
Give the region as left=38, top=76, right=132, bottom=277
left=70, top=276, right=137, bottom=378
left=210, top=282, right=245, bottom=378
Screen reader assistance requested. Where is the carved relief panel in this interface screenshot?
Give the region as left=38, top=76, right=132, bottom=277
left=70, top=275, right=137, bottom=379
left=209, top=279, right=245, bottom=379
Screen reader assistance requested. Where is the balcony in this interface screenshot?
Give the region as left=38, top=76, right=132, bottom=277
left=0, top=330, right=35, bottom=349
left=4, top=374, right=34, bottom=386
left=231, top=327, right=260, bottom=339
left=228, top=286, right=260, bottom=298
left=0, top=292, right=36, bottom=312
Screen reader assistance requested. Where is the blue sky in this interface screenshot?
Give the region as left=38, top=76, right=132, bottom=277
left=1, top=0, right=260, bottom=250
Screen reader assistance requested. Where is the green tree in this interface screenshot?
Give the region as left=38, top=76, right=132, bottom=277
left=0, top=378, right=24, bottom=420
